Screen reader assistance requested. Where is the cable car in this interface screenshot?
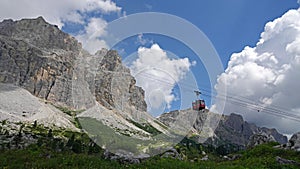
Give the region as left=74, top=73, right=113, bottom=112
left=192, top=99, right=205, bottom=111
left=192, top=90, right=206, bottom=111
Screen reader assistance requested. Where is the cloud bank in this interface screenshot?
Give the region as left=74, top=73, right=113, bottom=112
left=213, top=8, right=300, bottom=134
left=130, top=44, right=193, bottom=116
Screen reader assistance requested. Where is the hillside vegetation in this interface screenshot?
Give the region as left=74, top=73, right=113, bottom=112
left=1, top=125, right=299, bottom=169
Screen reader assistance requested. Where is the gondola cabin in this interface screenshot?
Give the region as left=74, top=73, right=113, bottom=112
left=192, top=99, right=205, bottom=111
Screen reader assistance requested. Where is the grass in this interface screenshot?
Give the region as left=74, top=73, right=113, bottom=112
left=54, top=106, right=84, bottom=128
left=1, top=142, right=300, bottom=169
left=128, top=119, right=162, bottom=136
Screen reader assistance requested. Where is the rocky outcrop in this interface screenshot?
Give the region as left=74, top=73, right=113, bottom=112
left=94, top=49, right=147, bottom=112
left=278, top=132, right=300, bottom=151
left=276, top=156, right=300, bottom=166
left=289, top=132, right=300, bottom=151
left=103, top=149, right=150, bottom=164
left=0, top=17, right=80, bottom=51
left=247, top=133, right=276, bottom=148
left=0, top=17, right=79, bottom=108
left=211, top=113, right=287, bottom=147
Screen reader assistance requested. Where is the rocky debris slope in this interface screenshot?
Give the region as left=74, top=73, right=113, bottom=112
left=158, top=110, right=287, bottom=150
left=0, top=83, right=77, bottom=130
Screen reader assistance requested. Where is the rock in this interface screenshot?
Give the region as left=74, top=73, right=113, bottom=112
left=207, top=113, right=286, bottom=149
left=0, top=17, right=80, bottom=51
left=94, top=50, right=147, bottom=112
left=160, top=148, right=182, bottom=160
left=0, top=18, right=79, bottom=108
left=260, top=127, right=287, bottom=144
left=103, top=149, right=150, bottom=164
left=158, top=111, right=287, bottom=151
left=0, top=17, right=147, bottom=113
left=289, top=132, right=300, bottom=151
left=229, top=154, right=242, bottom=161
left=0, top=17, right=149, bottom=116
left=0, top=17, right=167, bottom=151
left=247, top=133, right=276, bottom=148
left=276, top=156, right=300, bottom=166
left=201, top=155, right=208, bottom=161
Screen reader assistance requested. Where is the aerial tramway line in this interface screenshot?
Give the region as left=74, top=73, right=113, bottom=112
left=104, top=70, right=299, bottom=121
left=132, top=71, right=300, bottom=122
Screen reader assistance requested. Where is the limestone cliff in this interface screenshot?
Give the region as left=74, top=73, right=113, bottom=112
left=0, top=17, right=146, bottom=112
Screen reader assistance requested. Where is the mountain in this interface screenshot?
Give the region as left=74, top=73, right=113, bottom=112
left=0, top=17, right=293, bottom=158
left=0, top=17, right=167, bottom=142
left=158, top=110, right=287, bottom=152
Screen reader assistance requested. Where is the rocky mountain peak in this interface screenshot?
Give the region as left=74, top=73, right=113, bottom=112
left=95, top=48, right=108, bottom=56
left=99, top=50, right=122, bottom=71
left=223, top=113, right=244, bottom=132
left=0, top=17, right=158, bottom=145
left=0, top=17, right=147, bottom=113
left=158, top=110, right=287, bottom=150
left=0, top=16, right=80, bottom=51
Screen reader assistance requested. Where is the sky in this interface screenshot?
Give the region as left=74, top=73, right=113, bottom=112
left=0, top=0, right=300, bottom=135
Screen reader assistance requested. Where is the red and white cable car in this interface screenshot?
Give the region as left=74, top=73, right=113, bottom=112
left=192, top=91, right=206, bottom=111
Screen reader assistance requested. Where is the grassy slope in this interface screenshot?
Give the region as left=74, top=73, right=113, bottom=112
left=1, top=142, right=300, bottom=169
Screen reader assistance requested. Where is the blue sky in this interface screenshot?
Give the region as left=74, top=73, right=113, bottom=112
left=110, top=0, right=298, bottom=66
left=65, top=0, right=298, bottom=116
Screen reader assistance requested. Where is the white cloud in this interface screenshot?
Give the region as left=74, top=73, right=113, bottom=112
left=136, top=34, right=153, bottom=46
left=130, top=44, right=193, bottom=115
left=0, top=0, right=121, bottom=54
left=212, top=8, right=300, bottom=134
left=76, top=17, right=109, bottom=54
left=0, top=0, right=121, bottom=28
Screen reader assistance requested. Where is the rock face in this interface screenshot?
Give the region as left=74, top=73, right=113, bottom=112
left=0, top=16, right=154, bottom=145
left=211, top=113, right=287, bottom=147
left=158, top=111, right=287, bottom=150
left=0, top=17, right=146, bottom=112
left=94, top=49, right=147, bottom=112
left=247, top=133, right=276, bottom=148
left=0, top=17, right=80, bottom=108
left=287, top=132, right=300, bottom=151
left=276, top=156, right=300, bottom=166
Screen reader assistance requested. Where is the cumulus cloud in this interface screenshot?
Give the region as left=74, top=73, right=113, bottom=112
left=76, top=18, right=109, bottom=54
left=212, top=8, right=300, bottom=134
left=130, top=44, right=193, bottom=116
left=0, top=0, right=121, bottom=28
